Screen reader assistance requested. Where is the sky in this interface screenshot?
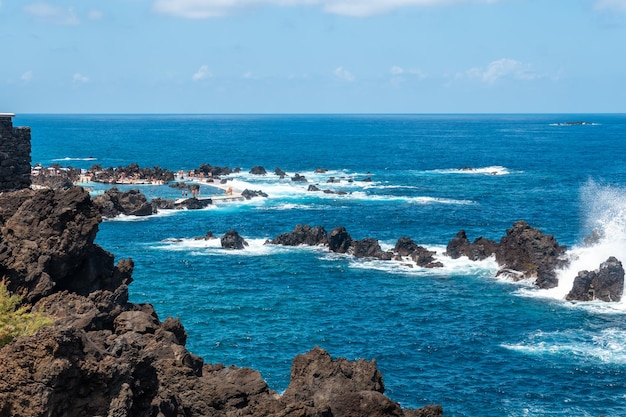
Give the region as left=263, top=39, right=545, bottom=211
left=1, top=0, right=626, bottom=113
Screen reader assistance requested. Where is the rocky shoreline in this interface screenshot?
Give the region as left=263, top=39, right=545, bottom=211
left=0, top=186, right=443, bottom=416
left=2, top=154, right=623, bottom=416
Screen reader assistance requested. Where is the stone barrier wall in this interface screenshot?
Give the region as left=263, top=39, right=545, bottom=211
left=0, top=114, right=31, bottom=191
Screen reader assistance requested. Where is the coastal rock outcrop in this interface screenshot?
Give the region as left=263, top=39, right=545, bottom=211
left=353, top=238, right=393, bottom=260
left=445, top=230, right=498, bottom=261
left=0, top=187, right=131, bottom=303
left=175, top=197, right=212, bottom=210
left=495, top=220, right=567, bottom=289
left=328, top=226, right=353, bottom=254
left=249, top=165, right=267, bottom=175
left=221, top=229, right=249, bottom=250
left=270, top=224, right=328, bottom=246
left=242, top=189, right=268, bottom=199
left=566, top=256, right=624, bottom=302
left=0, top=186, right=440, bottom=416
left=92, top=187, right=154, bottom=217
left=394, top=237, right=443, bottom=268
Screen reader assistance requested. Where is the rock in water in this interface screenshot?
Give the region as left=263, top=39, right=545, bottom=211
left=221, top=229, right=249, bottom=249
left=566, top=256, right=624, bottom=302
left=495, top=220, right=567, bottom=289
left=270, top=224, right=328, bottom=246
left=93, top=187, right=153, bottom=217
left=445, top=230, right=498, bottom=261
left=328, top=226, right=353, bottom=254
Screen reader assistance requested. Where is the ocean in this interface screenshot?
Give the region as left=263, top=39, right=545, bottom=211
left=17, top=113, right=626, bottom=416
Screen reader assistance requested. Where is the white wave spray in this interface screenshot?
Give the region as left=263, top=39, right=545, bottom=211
left=545, top=180, right=626, bottom=304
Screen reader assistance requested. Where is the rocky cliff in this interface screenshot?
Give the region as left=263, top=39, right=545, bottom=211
left=0, top=186, right=441, bottom=417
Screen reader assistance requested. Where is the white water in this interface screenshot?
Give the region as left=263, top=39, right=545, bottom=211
left=530, top=181, right=626, bottom=310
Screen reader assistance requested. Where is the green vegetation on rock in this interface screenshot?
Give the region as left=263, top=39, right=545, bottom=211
left=0, top=280, right=53, bottom=348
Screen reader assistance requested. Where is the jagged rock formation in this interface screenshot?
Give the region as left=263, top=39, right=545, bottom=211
left=241, top=189, right=268, bottom=199
left=270, top=224, right=329, bottom=246
left=221, top=229, right=249, bottom=250
left=93, top=187, right=154, bottom=217
left=268, top=225, right=443, bottom=268
left=566, top=256, right=624, bottom=302
left=495, top=220, right=568, bottom=289
left=249, top=165, right=267, bottom=175
left=0, top=186, right=440, bottom=416
left=0, top=187, right=131, bottom=303
left=445, top=230, right=498, bottom=261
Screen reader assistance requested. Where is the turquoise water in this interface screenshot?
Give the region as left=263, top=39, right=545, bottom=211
left=18, top=114, right=626, bottom=416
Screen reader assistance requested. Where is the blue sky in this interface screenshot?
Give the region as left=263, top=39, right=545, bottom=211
left=1, top=0, right=625, bottom=113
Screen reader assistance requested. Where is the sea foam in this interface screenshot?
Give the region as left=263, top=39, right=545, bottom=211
left=543, top=181, right=626, bottom=301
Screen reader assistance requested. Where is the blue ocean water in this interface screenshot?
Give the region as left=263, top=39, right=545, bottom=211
left=17, top=113, right=626, bottom=416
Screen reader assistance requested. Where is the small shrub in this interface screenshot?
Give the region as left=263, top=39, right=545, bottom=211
left=0, top=280, right=53, bottom=348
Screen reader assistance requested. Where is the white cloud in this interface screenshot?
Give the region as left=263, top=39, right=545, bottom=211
left=192, top=65, right=213, bottom=81
left=21, top=71, right=33, bottom=82
left=334, top=66, right=355, bottom=82
left=594, top=0, right=626, bottom=12
left=390, top=65, right=427, bottom=79
left=73, top=73, right=89, bottom=83
left=24, top=3, right=80, bottom=25
left=467, top=58, right=538, bottom=84
left=152, top=0, right=501, bottom=18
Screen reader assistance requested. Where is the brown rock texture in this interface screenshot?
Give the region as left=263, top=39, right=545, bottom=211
left=0, top=186, right=440, bottom=417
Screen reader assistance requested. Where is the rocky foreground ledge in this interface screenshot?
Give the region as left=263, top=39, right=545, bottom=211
left=0, top=186, right=441, bottom=417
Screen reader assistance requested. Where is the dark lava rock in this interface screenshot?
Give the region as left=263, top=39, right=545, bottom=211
left=92, top=187, right=154, bottom=217
left=566, top=256, right=624, bottom=302
left=0, top=187, right=132, bottom=303
left=175, top=197, right=212, bottom=210
left=275, top=167, right=287, bottom=178
left=151, top=197, right=175, bottom=211
left=221, top=229, right=249, bottom=250
left=292, top=173, right=308, bottom=182
left=249, top=165, right=267, bottom=175
left=446, top=230, right=498, bottom=261
left=394, top=236, right=421, bottom=257
left=495, top=220, right=568, bottom=289
left=270, top=224, right=328, bottom=246
left=242, top=189, right=268, bottom=199
left=328, top=226, right=353, bottom=254
left=353, top=238, right=393, bottom=260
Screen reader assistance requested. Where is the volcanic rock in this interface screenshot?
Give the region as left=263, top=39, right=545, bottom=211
left=175, top=197, right=212, bottom=210
left=0, top=187, right=131, bottom=303
left=270, top=224, right=328, bottom=246
left=221, top=229, right=249, bottom=250
left=328, top=226, right=353, bottom=254
left=242, top=189, right=268, bottom=199
left=445, top=230, right=498, bottom=261
left=495, top=220, right=567, bottom=289
left=92, top=187, right=153, bottom=217
left=292, top=173, right=308, bottom=182
left=275, top=167, right=287, bottom=178
left=353, top=238, right=393, bottom=260
left=566, top=256, right=624, bottom=302
left=249, top=165, right=267, bottom=175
